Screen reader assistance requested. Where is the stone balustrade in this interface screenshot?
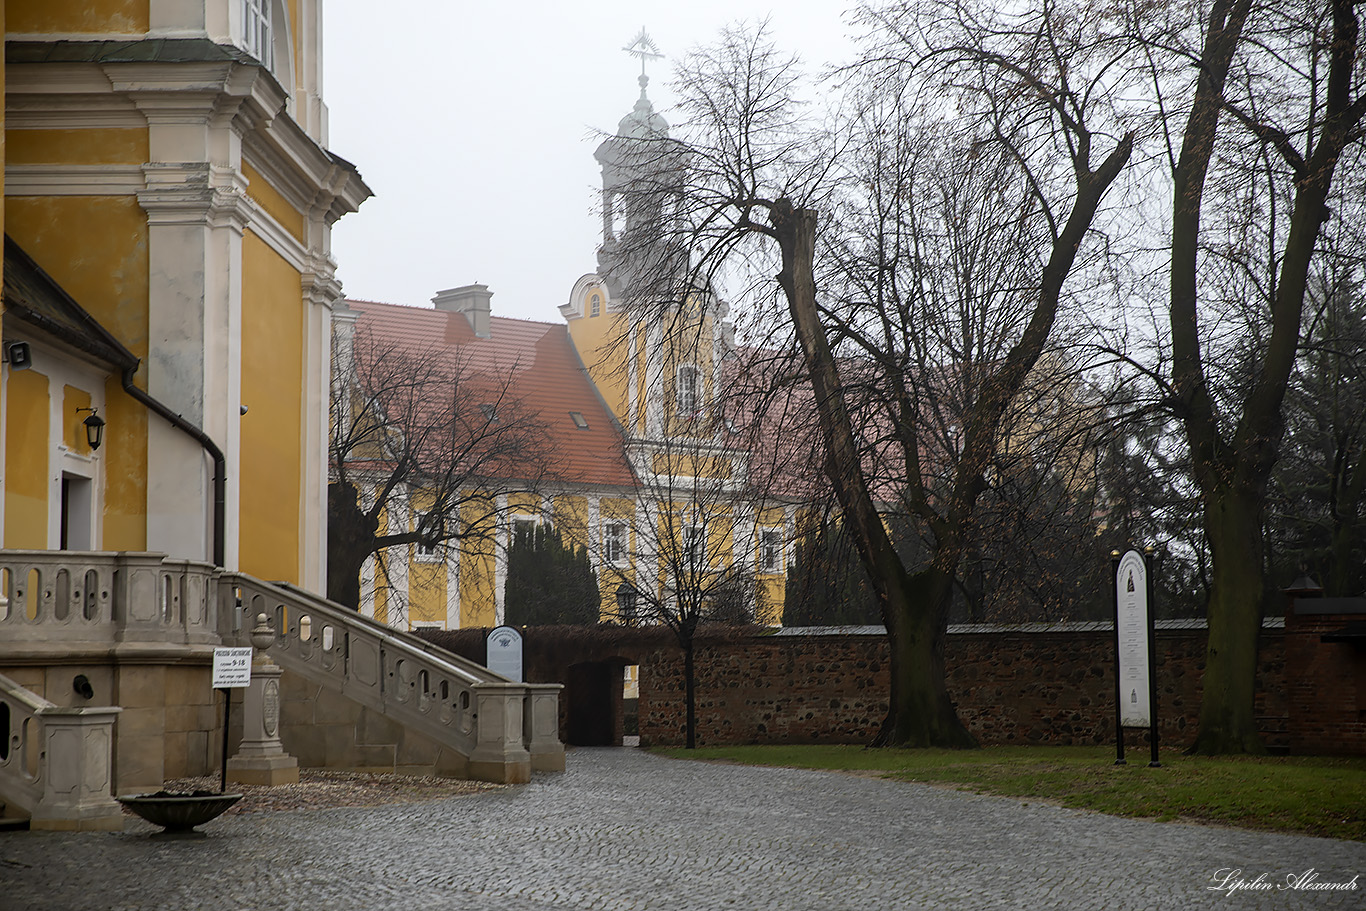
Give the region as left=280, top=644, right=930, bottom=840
left=0, top=550, right=220, bottom=652
left=0, top=671, right=123, bottom=830
left=220, top=573, right=563, bottom=782
left=0, top=548, right=563, bottom=818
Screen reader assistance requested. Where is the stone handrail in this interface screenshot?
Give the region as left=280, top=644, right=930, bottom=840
left=0, top=550, right=219, bottom=652
left=218, top=572, right=563, bottom=781
left=0, top=671, right=123, bottom=830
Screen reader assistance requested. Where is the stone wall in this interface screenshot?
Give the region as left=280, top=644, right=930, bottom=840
left=635, top=623, right=1289, bottom=751
left=0, top=658, right=221, bottom=793
left=1285, top=598, right=1366, bottom=756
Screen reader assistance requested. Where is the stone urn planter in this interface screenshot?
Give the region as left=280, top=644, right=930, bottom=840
left=116, top=790, right=242, bottom=834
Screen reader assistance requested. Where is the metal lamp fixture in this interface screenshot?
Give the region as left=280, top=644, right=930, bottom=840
left=76, top=406, right=105, bottom=450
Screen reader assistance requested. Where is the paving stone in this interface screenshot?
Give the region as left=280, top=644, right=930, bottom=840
left=1, top=747, right=1361, bottom=910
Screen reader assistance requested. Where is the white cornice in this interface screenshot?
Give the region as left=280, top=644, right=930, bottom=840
left=6, top=45, right=369, bottom=228
left=137, top=162, right=250, bottom=232
left=5, top=164, right=145, bottom=196
left=301, top=252, right=344, bottom=308
left=239, top=197, right=312, bottom=274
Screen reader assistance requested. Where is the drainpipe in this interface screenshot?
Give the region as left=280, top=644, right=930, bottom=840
left=120, top=365, right=226, bottom=568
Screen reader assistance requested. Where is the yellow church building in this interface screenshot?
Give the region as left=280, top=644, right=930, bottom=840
left=1, top=1, right=561, bottom=831
left=338, top=72, right=801, bottom=633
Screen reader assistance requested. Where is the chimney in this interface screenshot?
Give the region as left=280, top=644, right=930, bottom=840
left=433, top=284, right=492, bottom=338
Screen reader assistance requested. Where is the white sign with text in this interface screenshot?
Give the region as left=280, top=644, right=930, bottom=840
left=1115, top=550, right=1152, bottom=727
left=212, top=647, right=254, bottom=688
left=487, top=626, right=524, bottom=682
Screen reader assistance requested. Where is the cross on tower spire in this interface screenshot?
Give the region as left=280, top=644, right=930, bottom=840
left=623, top=27, right=663, bottom=82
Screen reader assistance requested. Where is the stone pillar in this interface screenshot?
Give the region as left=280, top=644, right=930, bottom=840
left=227, top=614, right=298, bottom=785
left=525, top=683, right=566, bottom=773
left=468, top=685, right=531, bottom=784
left=30, top=706, right=125, bottom=832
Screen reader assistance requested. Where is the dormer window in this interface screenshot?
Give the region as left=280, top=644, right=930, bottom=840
left=570, top=411, right=589, bottom=429
left=590, top=293, right=601, bottom=317
left=675, top=365, right=700, bottom=417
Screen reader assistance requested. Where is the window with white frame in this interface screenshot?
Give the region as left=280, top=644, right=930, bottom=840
left=683, top=524, right=705, bottom=569
left=760, top=529, right=782, bottom=573
left=242, top=0, right=274, bottom=69
left=590, top=293, right=602, bottom=317
left=675, top=365, right=700, bottom=417
left=511, top=516, right=540, bottom=546
left=415, top=511, right=443, bottom=562
left=605, top=522, right=627, bottom=565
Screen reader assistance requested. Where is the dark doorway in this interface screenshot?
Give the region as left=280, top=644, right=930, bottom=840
left=61, top=474, right=93, bottom=550
left=565, top=660, right=625, bottom=746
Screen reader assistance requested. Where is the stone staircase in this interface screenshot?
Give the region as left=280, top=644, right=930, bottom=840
left=0, top=550, right=563, bottom=829
left=222, top=573, right=564, bottom=782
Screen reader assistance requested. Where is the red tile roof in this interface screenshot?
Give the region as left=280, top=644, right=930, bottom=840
left=345, top=300, right=637, bottom=490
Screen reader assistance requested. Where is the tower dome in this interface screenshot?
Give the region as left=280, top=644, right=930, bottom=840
left=617, top=74, right=670, bottom=139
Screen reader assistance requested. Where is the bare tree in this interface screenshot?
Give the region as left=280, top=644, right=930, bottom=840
left=603, top=6, right=1133, bottom=747
left=1268, top=242, right=1366, bottom=596
left=1132, top=0, right=1366, bottom=752
left=328, top=320, right=552, bottom=612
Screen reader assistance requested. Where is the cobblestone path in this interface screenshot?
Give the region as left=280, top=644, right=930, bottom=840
left=2, top=747, right=1361, bottom=910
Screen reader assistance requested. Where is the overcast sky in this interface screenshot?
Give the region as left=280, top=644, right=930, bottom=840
left=323, top=2, right=859, bottom=323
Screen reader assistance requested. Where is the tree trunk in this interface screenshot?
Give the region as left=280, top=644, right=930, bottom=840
left=327, top=482, right=375, bottom=610
left=771, top=200, right=975, bottom=749
left=1189, top=484, right=1267, bottom=754
left=877, top=567, right=976, bottom=748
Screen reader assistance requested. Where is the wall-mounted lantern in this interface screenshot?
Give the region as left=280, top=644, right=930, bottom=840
left=76, top=406, right=105, bottom=451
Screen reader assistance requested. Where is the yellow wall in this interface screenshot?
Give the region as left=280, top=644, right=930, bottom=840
left=3, top=368, right=49, bottom=548
left=458, top=493, right=498, bottom=627
left=6, top=197, right=150, bottom=359
left=9, top=0, right=147, bottom=33
left=650, top=452, right=732, bottom=479
left=7, top=197, right=150, bottom=548
left=61, top=385, right=92, bottom=454
left=239, top=230, right=303, bottom=583
left=566, top=283, right=629, bottom=424
left=287, top=0, right=302, bottom=98
left=552, top=493, right=588, bottom=543
left=242, top=162, right=305, bottom=244
left=408, top=561, right=446, bottom=625
left=7, top=128, right=147, bottom=166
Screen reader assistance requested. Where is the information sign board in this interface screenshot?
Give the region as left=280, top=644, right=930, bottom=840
left=1115, top=550, right=1152, bottom=727
left=487, top=626, right=524, bottom=682
left=212, top=647, right=254, bottom=688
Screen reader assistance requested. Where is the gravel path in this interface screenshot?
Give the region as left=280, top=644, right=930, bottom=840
left=2, top=747, right=1361, bottom=911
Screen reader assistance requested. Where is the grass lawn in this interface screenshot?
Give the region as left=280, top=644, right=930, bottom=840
left=654, top=744, right=1366, bottom=841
